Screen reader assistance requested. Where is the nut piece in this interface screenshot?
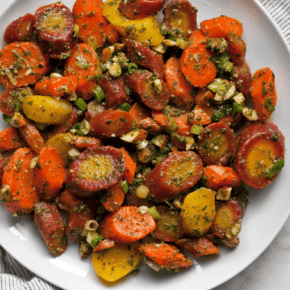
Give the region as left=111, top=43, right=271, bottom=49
left=225, top=222, right=241, bottom=239
left=243, top=107, right=259, bottom=121
left=120, top=129, right=148, bottom=143
left=216, top=186, right=232, bottom=201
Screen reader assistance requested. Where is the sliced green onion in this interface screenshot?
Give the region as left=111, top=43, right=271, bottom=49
left=88, top=74, right=105, bottom=82
left=147, top=206, right=160, bottom=220
left=127, top=63, right=138, bottom=74
left=93, top=86, right=105, bottom=103
left=233, top=102, right=243, bottom=116
left=119, top=102, right=131, bottom=112
left=121, top=180, right=129, bottom=193
left=74, top=98, right=87, bottom=112
left=86, top=231, right=103, bottom=247
left=264, top=158, right=284, bottom=179
left=191, top=124, right=203, bottom=135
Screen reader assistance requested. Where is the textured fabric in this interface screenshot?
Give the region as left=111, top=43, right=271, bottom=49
left=0, top=0, right=289, bottom=290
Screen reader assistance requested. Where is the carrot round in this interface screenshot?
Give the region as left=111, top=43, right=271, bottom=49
left=180, top=30, right=217, bottom=88
left=251, top=67, right=277, bottom=122
left=139, top=243, right=193, bottom=269
left=93, top=239, right=115, bottom=252
left=188, top=105, right=212, bottom=125
left=2, top=148, right=41, bottom=214
left=99, top=206, right=156, bottom=243
left=0, top=127, right=26, bottom=152
left=34, top=146, right=66, bottom=201
left=101, top=180, right=125, bottom=212
left=72, top=0, right=108, bottom=49
left=202, top=165, right=241, bottom=190
left=72, top=136, right=101, bottom=149
left=64, top=43, right=102, bottom=100
left=18, top=119, right=45, bottom=154
left=121, top=147, right=136, bottom=184
left=200, top=15, right=243, bottom=38
left=0, top=42, right=50, bottom=89
left=57, top=189, right=82, bottom=211
left=165, top=57, right=195, bottom=111
left=129, top=102, right=151, bottom=126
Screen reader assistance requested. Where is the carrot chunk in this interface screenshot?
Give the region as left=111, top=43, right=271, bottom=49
left=101, top=180, right=125, bottom=212
left=0, top=127, right=26, bottom=152
left=104, top=24, right=120, bottom=44
left=251, top=67, right=277, bottom=122
left=121, top=147, right=136, bottom=184
left=99, top=206, right=156, bottom=243
left=0, top=42, right=50, bottom=89
left=34, top=146, right=66, bottom=201
left=180, top=30, right=217, bottom=88
left=139, top=243, right=193, bottom=269
left=2, top=148, right=41, bottom=214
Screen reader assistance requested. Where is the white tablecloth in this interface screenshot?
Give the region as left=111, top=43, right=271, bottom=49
left=0, top=0, right=289, bottom=289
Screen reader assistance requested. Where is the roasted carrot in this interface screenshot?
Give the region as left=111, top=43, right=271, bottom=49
left=0, top=127, right=26, bottom=152
left=99, top=206, right=156, bottom=243
left=72, top=0, right=108, bottom=49
left=251, top=67, right=277, bottom=122
left=0, top=88, right=24, bottom=117
left=121, top=147, right=136, bottom=184
left=202, top=165, right=241, bottom=190
left=226, top=33, right=246, bottom=66
left=93, top=239, right=115, bottom=252
left=35, top=76, right=77, bottom=98
left=104, top=24, right=120, bottom=44
left=139, top=117, right=161, bottom=134
left=176, top=237, right=220, bottom=257
left=200, top=15, right=243, bottom=38
left=129, top=102, right=151, bottom=126
left=64, top=43, right=102, bottom=100
left=0, top=42, right=50, bottom=89
left=164, top=57, right=195, bottom=111
left=180, top=30, right=217, bottom=88
left=18, top=119, right=45, bottom=154
left=1, top=148, right=41, bottom=214
left=139, top=243, right=193, bottom=269
left=34, top=201, right=68, bottom=256
left=34, top=146, right=66, bottom=201
left=188, top=105, right=212, bottom=125
left=56, top=189, right=82, bottom=211
left=4, top=13, right=35, bottom=44
left=72, top=136, right=101, bottom=149
left=101, top=180, right=125, bottom=212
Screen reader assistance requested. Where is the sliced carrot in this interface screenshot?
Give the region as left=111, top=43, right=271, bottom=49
left=101, top=46, right=114, bottom=63
left=93, top=239, right=115, bottom=252
left=121, top=147, right=136, bottom=184
left=139, top=117, right=161, bottom=134
left=99, top=206, right=156, bottom=243
left=104, top=24, right=120, bottom=44
left=251, top=67, right=277, bottom=122
left=0, top=42, right=50, bottom=89
left=102, top=180, right=125, bottom=212
left=165, top=57, right=195, bottom=111
left=0, top=127, right=26, bottom=152
left=72, top=136, right=101, bottom=149
left=0, top=88, right=24, bottom=117
left=226, top=33, right=246, bottom=66
left=129, top=102, right=151, bottom=126
left=176, top=237, right=220, bottom=257
left=2, top=148, right=41, bottom=214
left=73, top=0, right=108, bottom=49
left=188, top=105, right=212, bottom=125
left=18, top=119, right=45, bottom=154
left=64, top=43, right=102, bottom=100
left=57, top=189, right=82, bottom=211
left=202, top=165, right=241, bottom=190
left=35, top=76, right=77, bottom=98
left=200, top=15, right=243, bottom=38
left=34, top=146, right=66, bottom=201
left=180, top=30, right=217, bottom=88
left=139, top=243, right=193, bottom=269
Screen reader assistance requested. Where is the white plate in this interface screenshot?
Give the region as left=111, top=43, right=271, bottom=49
left=0, top=0, right=289, bottom=289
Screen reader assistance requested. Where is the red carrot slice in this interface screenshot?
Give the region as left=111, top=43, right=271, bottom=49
left=101, top=180, right=125, bottom=212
